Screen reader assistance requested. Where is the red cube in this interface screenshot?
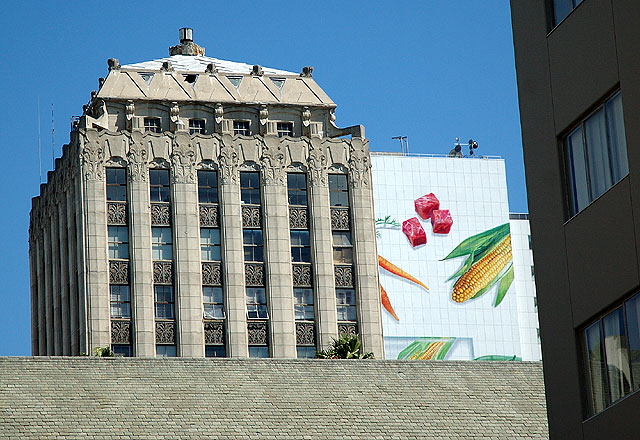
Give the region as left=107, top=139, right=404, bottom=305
left=431, top=209, right=453, bottom=234
left=414, top=193, right=440, bottom=220
left=402, top=217, right=427, bottom=247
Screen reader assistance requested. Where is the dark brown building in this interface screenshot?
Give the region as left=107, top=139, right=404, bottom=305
left=511, top=1, right=640, bottom=439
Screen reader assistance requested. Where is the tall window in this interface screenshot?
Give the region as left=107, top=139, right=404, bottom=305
left=564, top=92, right=628, bottom=216
left=234, top=120, right=250, bottom=136
left=290, top=230, right=311, bottom=263
left=332, top=232, right=353, bottom=264
left=198, top=170, right=218, bottom=203
left=294, top=288, right=314, bottom=321
left=243, top=230, right=263, bottom=262
left=189, top=119, right=205, bottom=134
left=152, top=227, right=173, bottom=260
left=246, top=287, right=268, bottom=319
left=551, top=0, right=584, bottom=27
left=240, top=172, right=261, bottom=204
left=203, top=287, right=225, bottom=319
left=144, top=117, right=161, bottom=133
left=200, top=229, right=221, bottom=261
left=329, top=174, right=349, bottom=207
left=106, top=168, right=127, bottom=201
left=287, top=173, right=307, bottom=206
left=336, top=289, right=357, bottom=322
left=154, top=285, right=175, bottom=319
left=108, top=226, right=129, bottom=259
left=277, top=122, right=293, bottom=138
left=110, top=285, right=131, bottom=318
left=150, top=169, right=170, bottom=202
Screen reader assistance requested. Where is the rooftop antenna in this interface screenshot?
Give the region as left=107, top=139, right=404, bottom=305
left=392, top=136, right=409, bottom=155
left=450, top=137, right=479, bottom=157
left=51, top=103, right=55, bottom=170
left=37, top=96, right=42, bottom=183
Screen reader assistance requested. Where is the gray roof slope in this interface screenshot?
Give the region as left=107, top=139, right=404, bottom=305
left=0, top=357, right=548, bottom=439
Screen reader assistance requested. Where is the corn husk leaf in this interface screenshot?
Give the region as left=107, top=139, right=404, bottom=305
left=434, top=340, right=455, bottom=360
left=397, top=338, right=455, bottom=360
left=474, top=355, right=522, bottom=361
left=442, top=223, right=510, bottom=261
left=493, top=264, right=514, bottom=307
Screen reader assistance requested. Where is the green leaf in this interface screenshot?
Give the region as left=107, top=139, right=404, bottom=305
left=397, top=339, right=432, bottom=360
left=474, top=355, right=522, bottom=361
left=494, top=264, right=514, bottom=307
left=434, top=340, right=455, bottom=360
left=441, top=223, right=510, bottom=260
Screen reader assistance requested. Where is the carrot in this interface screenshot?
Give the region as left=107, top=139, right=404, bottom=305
left=378, top=255, right=429, bottom=291
left=380, top=284, right=399, bottom=321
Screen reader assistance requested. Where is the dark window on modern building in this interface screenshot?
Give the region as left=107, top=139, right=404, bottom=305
left=203, top=287, right=225, bottom=319
left=287, top=173, right=308, bottom=206
left=336, top=289, right=357, bottom=322
left=108, top=226, right=129, bottom=259
left=277, top=122, right=293, bottom=138
left=200, top=228, right=221, bottom=261
left=234, top=120, right=250, bottom=136
left=149, top=169, right=171, bottom=202
left=240, top=171, right=260, bottom=205
left=106, top=168, right=127, bottom=201
left=246, top=287, right=268, bottom=319
left=564, top=91, right=628, bottom=216
left=198, top=170, right=219, bottom=204
left=144, top=117, right=161, bottom=133
left=152, top=227, right=173, bottom=260
left=243, top=230, right=263, bottom=262
left=290, top=230, right=311, bottom=263
left=110, top=285, right=131, bottom=318
left=332, top=231, right=353, bottom=264
left=154, top=285, right=175, bottom=319
left=189, top=119, right=206, bottom=134
left=329, top=174, right=349, bottom=207
left=551, top=0, right=583, bottom=27
left=582, top=293, right=640, bottom=417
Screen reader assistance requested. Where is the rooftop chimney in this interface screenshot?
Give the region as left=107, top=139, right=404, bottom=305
left=169, top=28, right=205, bottom=56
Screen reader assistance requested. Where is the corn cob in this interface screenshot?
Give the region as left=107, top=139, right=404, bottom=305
left=409, top=341, right=445, bottom=360
left=452, top=235, right=512, bottom=303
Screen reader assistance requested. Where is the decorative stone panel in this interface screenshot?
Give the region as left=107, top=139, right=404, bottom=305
left=331, top=208, right=350, bottom=230
left=245, top=263, right=265, bottom=286
left=202, top=262, right=222, bottom=286
left=204, top=321, right=225, bottom=345
left=242, top=205, right=261, bottom=228
left=247, top=321, right=268, bottom=345
left=111, top=320, right=131, bottom=344
left=151, top=203, right=171, bottom=226
left=153, top=261, right=173, bottom=284
left=292, top=264, right=312, bottom=287
left=334, top=265, right=354, bottom=287
left=107, top=202, right=127, bottom=225
left=109, top=260, right=129, bottom=284
left=296, top=322, right=315, bottom=346
left=338, top=323, right=358, bottom=337
left=199, top=204, right=219, bottom=227
left=155, top=321, right=176, bottom=344
left=289, top=207, right=308, bottom=229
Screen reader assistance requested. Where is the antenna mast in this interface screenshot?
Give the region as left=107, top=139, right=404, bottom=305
left=51, top=103, right=55, bottom=169
left=37, top=96, right=42, bottom=183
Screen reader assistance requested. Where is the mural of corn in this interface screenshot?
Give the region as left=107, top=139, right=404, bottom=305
left=443, top=223, right=514, bottom=307
left=397, top=337, right=455, bottom=360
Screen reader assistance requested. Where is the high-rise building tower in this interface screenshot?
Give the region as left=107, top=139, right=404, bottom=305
left=29, top=29, right=383, bottom=358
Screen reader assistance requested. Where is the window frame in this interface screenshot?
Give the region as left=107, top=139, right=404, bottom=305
left=277, top=121, right=294, bottom=138
left=143, top=117, right=161, bottom=133
left=293, top=287, right=314, bottom=321
left=106, top=168, right=127, bottom=202
left=243, top=229, right=264, bottom=262
left=108, top=226, right=129, bottom=260
left=240, top=171, right=261, bottom=205
left=197, top=170, right=219, bottom=204
left=233, top=120, right=251, bottom=136
left=246, top=287, right=268, bottom=319
left=110, top=285, right=131, bottom=319
left=149, top=169, right=171, bottom=203
left=189, top=118, right=206, bottom=135
left=290, top=230, right=311, bottom=263
left=200, top=228, right=221, bottom=262
left=151, top=227, right=173, bottom=261
left=336, top=288, right=357, bottom=322
left=332, top=231, right=353, bottom=264
left=154, top=285, right=175, bottom=320
left=203, top=286, right=225, bottom=320
left=287, top=173, right=308, bottom=206
left=328, top=174, right=350, bottom=207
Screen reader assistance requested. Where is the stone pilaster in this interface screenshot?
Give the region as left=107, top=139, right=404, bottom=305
left=66, top=181, right=79, bottom=355
left=261, top=137, right=296, bottom=358
left=171, top=132, right=204, bottom=357
left=57, top=193, right=70, bottom=356
left=348, top=138, right=384, bottom=358
left=127, top=132, right=155, bottom=356
left=28, top=227, right=38, bottom=355
left=74, top=164, right=88, bottom=354
left=51, top=210, right=62, bottom=355
left=43, top=212, right=53, bottom=355
left=80, top=130, right=110, bottom=351
left=307, top=138, right=338, bottom=350
left=218, top=137, right=248, bottom=357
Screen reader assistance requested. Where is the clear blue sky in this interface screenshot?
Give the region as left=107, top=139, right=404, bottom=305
left=0, top=1, right=525, bottom=355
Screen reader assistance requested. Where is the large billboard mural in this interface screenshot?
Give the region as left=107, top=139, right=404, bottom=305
left=371, top=154, right=523, bottom=360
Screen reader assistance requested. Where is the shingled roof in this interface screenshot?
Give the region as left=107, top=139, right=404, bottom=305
left=0, top=357, right=548, bottom=439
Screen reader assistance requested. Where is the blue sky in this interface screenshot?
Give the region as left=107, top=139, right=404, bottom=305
left=0, top=1, right=525, bottom=355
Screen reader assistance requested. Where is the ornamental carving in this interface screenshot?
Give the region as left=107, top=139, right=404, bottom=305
left=292, top=264, right=312, bottom=287
left=151, top=203, right=171, bottom=226
left=261, top=141, right=286, bottom=186
left=242, top=205, right=261, bottom=228
left=218, top=142, right=239, bottom=185
left=296, top=322, right=315, bottom=346
left=127, top=131, right=148, bottom=182
left=245, top=263, right=265, bottom=286
left=111, top=320, right=131, bottom=344
left=109, top=260, right=129, bottom=284
left=81, top=130, right=104, bottom=181
left=289, top=207, right=308, bottom=229
left=107, top=202, right=127, bottom=225
left=204, top=321, right=225, bottom=345
left=338, top=323, right=358, bottom=337
left=247, top=321, right=268, bottom=345
left=202, top=262, right=222, bottom=286
left=334, top=265, right=353, bottom=287
left=171, top=133, right=196, bottom=184
left=307, top=140, right=328, bottom=187
left=153, top=261, right=173, bottom=284
left=348, top=140, right=371, bottom=189
left=155, top=321, right=176, bottom=344
left=199, top=204, right=219, bottom=227
left=330, top=208, right=350, bottom=231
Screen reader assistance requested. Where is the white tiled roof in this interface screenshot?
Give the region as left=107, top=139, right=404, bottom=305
left=123, top=55, right=298, bottom=76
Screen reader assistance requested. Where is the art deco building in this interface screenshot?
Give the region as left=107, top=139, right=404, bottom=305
left=29, top=28, right=383, bottom=358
